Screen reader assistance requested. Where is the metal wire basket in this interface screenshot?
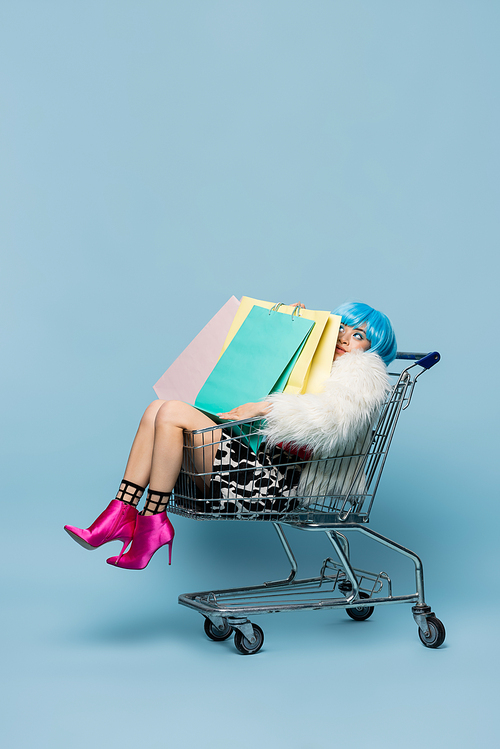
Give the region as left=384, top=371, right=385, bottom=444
left=170, top=353, right=435, bottom=524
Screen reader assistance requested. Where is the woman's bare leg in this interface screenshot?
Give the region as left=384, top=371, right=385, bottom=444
left=64, top=400, right=220, bottom=559
left=122, top=400, right=167, bottom=488
left=149, top=401, right=221, bottom=493
left=107, top=402, right=213, bottom=569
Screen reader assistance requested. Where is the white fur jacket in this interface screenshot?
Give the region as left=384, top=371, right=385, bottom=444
left=262, top=351, right=390, bottom=503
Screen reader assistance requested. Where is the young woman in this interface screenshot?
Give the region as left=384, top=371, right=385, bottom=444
left=64, top=301, right=397, bottom=570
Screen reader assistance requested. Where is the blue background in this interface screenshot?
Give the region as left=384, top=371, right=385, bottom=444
left=1, top=2, right=498, bottom=747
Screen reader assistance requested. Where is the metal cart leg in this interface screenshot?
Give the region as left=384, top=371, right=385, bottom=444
left=353, top=526, right=426, bottom=604
left=328, top=530, right=350, bottom=559
left=353, top=526, right=446, bottom=647
left=263, top=523, right=298, bottom=586
left=325, top=530, right=359, bottom=602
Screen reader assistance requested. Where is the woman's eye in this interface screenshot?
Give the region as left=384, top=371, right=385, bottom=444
left=339, top=325, right=344, bottom=332
left=354, top=333, right=363, bottom=340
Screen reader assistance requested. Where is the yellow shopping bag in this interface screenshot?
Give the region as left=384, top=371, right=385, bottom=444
left=303, top=313, right=341, bottom=393
left=220, top=297, right=339, bottom=394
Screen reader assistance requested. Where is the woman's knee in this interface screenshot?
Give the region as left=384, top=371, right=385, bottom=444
left=155, top=399, right=189, bottom=427
left=140, top=400, right=166, bottom=427
left=155, top=401, right=217, bottom=432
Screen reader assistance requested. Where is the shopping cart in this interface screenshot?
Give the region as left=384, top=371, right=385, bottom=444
left=169, top=351, right=445, bottom=654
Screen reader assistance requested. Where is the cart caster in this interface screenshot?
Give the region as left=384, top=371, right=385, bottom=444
left=234, top=624, right=264, bottom=655
left=418, top=615, right=446, bottom=648
left=204, top=618, right=233, bottom=641
left=345, top=591, right=375, bottom=621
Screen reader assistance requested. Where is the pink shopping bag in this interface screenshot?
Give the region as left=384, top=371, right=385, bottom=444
left=153, top=296, right=240, bottom=404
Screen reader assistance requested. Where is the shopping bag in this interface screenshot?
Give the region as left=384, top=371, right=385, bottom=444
left=153, top=296, right=240, bottom=403
left=195, top=304, right=315, bottom=417
left=283, top=307, right=332, bottom=393
left=219, top=297, right=332, bottom=394
left=303, top=313, right=342, bottom=393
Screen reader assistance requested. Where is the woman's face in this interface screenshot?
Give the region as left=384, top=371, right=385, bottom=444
left=334, top=322, right=371, bottom=359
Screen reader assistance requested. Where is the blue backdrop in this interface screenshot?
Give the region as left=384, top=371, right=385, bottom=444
left=1, top=2, right=498, bottom=748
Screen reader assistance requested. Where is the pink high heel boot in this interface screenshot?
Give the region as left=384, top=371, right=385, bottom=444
left=64, top=500, right=137, bottom=555
left=106, top=512, right=174, bottom=570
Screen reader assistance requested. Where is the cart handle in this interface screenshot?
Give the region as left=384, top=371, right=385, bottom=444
left=396, top=351, right=440, bottom=369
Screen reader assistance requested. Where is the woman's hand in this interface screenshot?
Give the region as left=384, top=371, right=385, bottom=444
left=217, top=402, right=271, bottom=421
left=288, top=302, right=305, bottom=309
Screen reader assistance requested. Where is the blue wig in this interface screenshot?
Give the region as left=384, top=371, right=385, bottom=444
left=331, top=302, right=397, bottom=366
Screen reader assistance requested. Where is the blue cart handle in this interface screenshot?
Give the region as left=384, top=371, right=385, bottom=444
left=416, top=351, right=440, bottom=369
left=396, top=351, right=441, bottom=369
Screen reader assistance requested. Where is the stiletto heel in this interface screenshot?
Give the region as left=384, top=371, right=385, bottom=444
left=64, top=500, right=137, bottom=552
left=106, top=512, right=175, bottom=570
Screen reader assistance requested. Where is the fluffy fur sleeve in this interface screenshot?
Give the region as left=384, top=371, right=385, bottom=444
left=262, top=351, right=390, bottom=457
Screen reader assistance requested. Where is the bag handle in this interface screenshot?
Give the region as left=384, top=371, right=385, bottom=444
left=269, top=302, right=302, bottom=320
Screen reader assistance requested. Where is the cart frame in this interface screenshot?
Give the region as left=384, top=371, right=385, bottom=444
left=170, top=352, right=445, bottom=653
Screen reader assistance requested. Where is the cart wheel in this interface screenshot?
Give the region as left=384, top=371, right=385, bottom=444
left=346, top=592, right=375, bottom=621
left=418, top=616, right=446, bottom=648
left=234, top=624, right=264, bottom=655
left=204, top=618, right=233, bottom=641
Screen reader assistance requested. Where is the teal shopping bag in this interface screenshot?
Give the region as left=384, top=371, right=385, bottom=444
left=195, top=304, right=314, bottom=450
